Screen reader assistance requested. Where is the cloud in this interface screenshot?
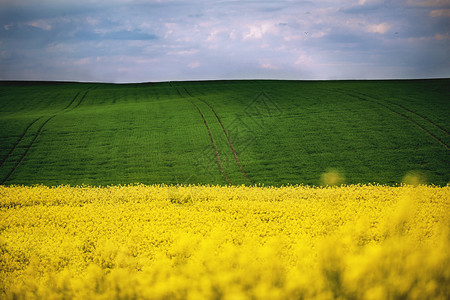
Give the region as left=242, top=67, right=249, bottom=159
left=0, top=0, right=449, bottom=82
left=243, top=22, right=279, bottom=40
left=73, top=57, right=91, bottom=65
left=101, top=30, right=158, bottom=41
left=408, top=0, right=450, bottom=6
left=28, top=19, right=52, bottom=30
left=366, top=22, right=391, bottom=34
left=295, top=54, right=313, bottom=66
left=357, top=0, right=386, bottom=5
left=167, top=50, right=198, bottom=56
left=188, top=61, right=200, bottom=69
left=430, top=8, right=450, bottom=16
left=243, top=25, right=266, bottom=40
left=260, top=62, right=280, bottom=70
left=435, top=32, right=450, bottom=39
left=86, top=17, right=100, bottom=26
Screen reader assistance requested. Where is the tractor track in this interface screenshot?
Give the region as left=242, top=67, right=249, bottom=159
left=189, top=100, right=232, bottom=184
left=170, top=82, right=183, bottom=97
left=0, top=117, right=42, bottom=169
left=64, top=92, right=81, bottom=110
left=1, top=115, right=56, bottom=184
left=197, top=97, right=252, bottom=183
left=384, top=99, right=449, bottom=136
left=346, top=89, right=449, bottom=136
left=181, top=87, right=252, bottom=183
left=171, top=85, right=231, bottom=184
left=1, top=87, right=93, bottom=184
left=182, top=87, right=194, bottom=97
left=69, top=90, right=89, bottom=111
left=341, top=90, right=449, bottom=150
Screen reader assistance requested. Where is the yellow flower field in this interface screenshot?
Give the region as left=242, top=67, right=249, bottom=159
left=0, top=184, right=449, bottom=299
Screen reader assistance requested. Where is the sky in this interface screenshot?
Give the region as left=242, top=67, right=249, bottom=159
left=0, top=0, right=449, bottom=83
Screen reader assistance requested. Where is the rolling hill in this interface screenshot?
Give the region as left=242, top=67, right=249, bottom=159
left=0, top=79, right=449, bottom=186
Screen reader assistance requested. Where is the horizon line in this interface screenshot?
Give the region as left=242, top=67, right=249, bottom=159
left=1, top=77, right=449, bottom=85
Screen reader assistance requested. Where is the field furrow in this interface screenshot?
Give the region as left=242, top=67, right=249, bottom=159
left=68, top=90, right=89, bottom=111
left=181, top=85, right=252, bottom=184
left=189, top=100, right=232, bottom=184
left=0, top=117, right=42, bottom=169
left=197, top=97, right=252, bottom=183
left=1, top=115, right=56, bottom=184
left=347, top=89, right=449, bottom=137
left=171, top=85, right=232, bottom=184
left=0, top=88, right=96, bottom=184
left=384, top=99, right=449, bottom=135
left=0, top=79, right=448, bottom=186
left=343, top=90, right=449, bottom=150
left=63, top=92, right=81, bottom=110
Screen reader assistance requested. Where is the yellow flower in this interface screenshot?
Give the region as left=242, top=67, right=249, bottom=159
left=0, top=184, right=448, bottom=299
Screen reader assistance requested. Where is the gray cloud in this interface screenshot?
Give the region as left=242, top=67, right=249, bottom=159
left=0, top=0, right=449, bottom=82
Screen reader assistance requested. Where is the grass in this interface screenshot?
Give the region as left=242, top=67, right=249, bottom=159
left=0, top=79, right=449, bottom=186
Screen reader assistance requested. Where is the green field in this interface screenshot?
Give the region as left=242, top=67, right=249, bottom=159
left=0, top=79, right=449, bottom=186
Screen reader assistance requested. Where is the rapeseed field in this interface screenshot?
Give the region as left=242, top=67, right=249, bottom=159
left=1, top=184, right=449, bottom=299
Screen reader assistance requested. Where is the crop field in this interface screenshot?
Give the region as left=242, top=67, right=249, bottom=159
left=1, top=80, right=449, bottom=299
left=1, top=184, right=449, bottom=299
left=0, top=79, right=449, bottom=186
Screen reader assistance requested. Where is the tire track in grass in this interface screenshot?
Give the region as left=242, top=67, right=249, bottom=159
left=340, top=90, right=449, bottom=150
left=383, top=99, right=449, bottom=136
left=346, top=89, right=450, bottom=136
left=1, top=87, right=92, bottom=184
left=0, top=91, right=83, bottom=168
left=65, top=86, right=93, bottom=112
left=169, top=82, right=183, bottom=98
left=182, top=87, right=252, bottom=183
left=172, top=85, right=232, bottom=184
left=189, top=100, right=232, bottom=184
left=69, top=90, right=89, bottom=111
left=196, top=97, right=252, bottom=183
left=350, top=90, right=450, bottom=149
left=1, top=115, right=56, bottom=184
left=377, top=103, right=449, bottom=150
left=182, top=87, right=194, bottom=97
left=0, top=117, right=42, bottom=169
left=64, top=92, right=81, bottom=110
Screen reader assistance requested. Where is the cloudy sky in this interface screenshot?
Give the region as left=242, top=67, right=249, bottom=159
left=0, top=0, right=449, bottom=83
